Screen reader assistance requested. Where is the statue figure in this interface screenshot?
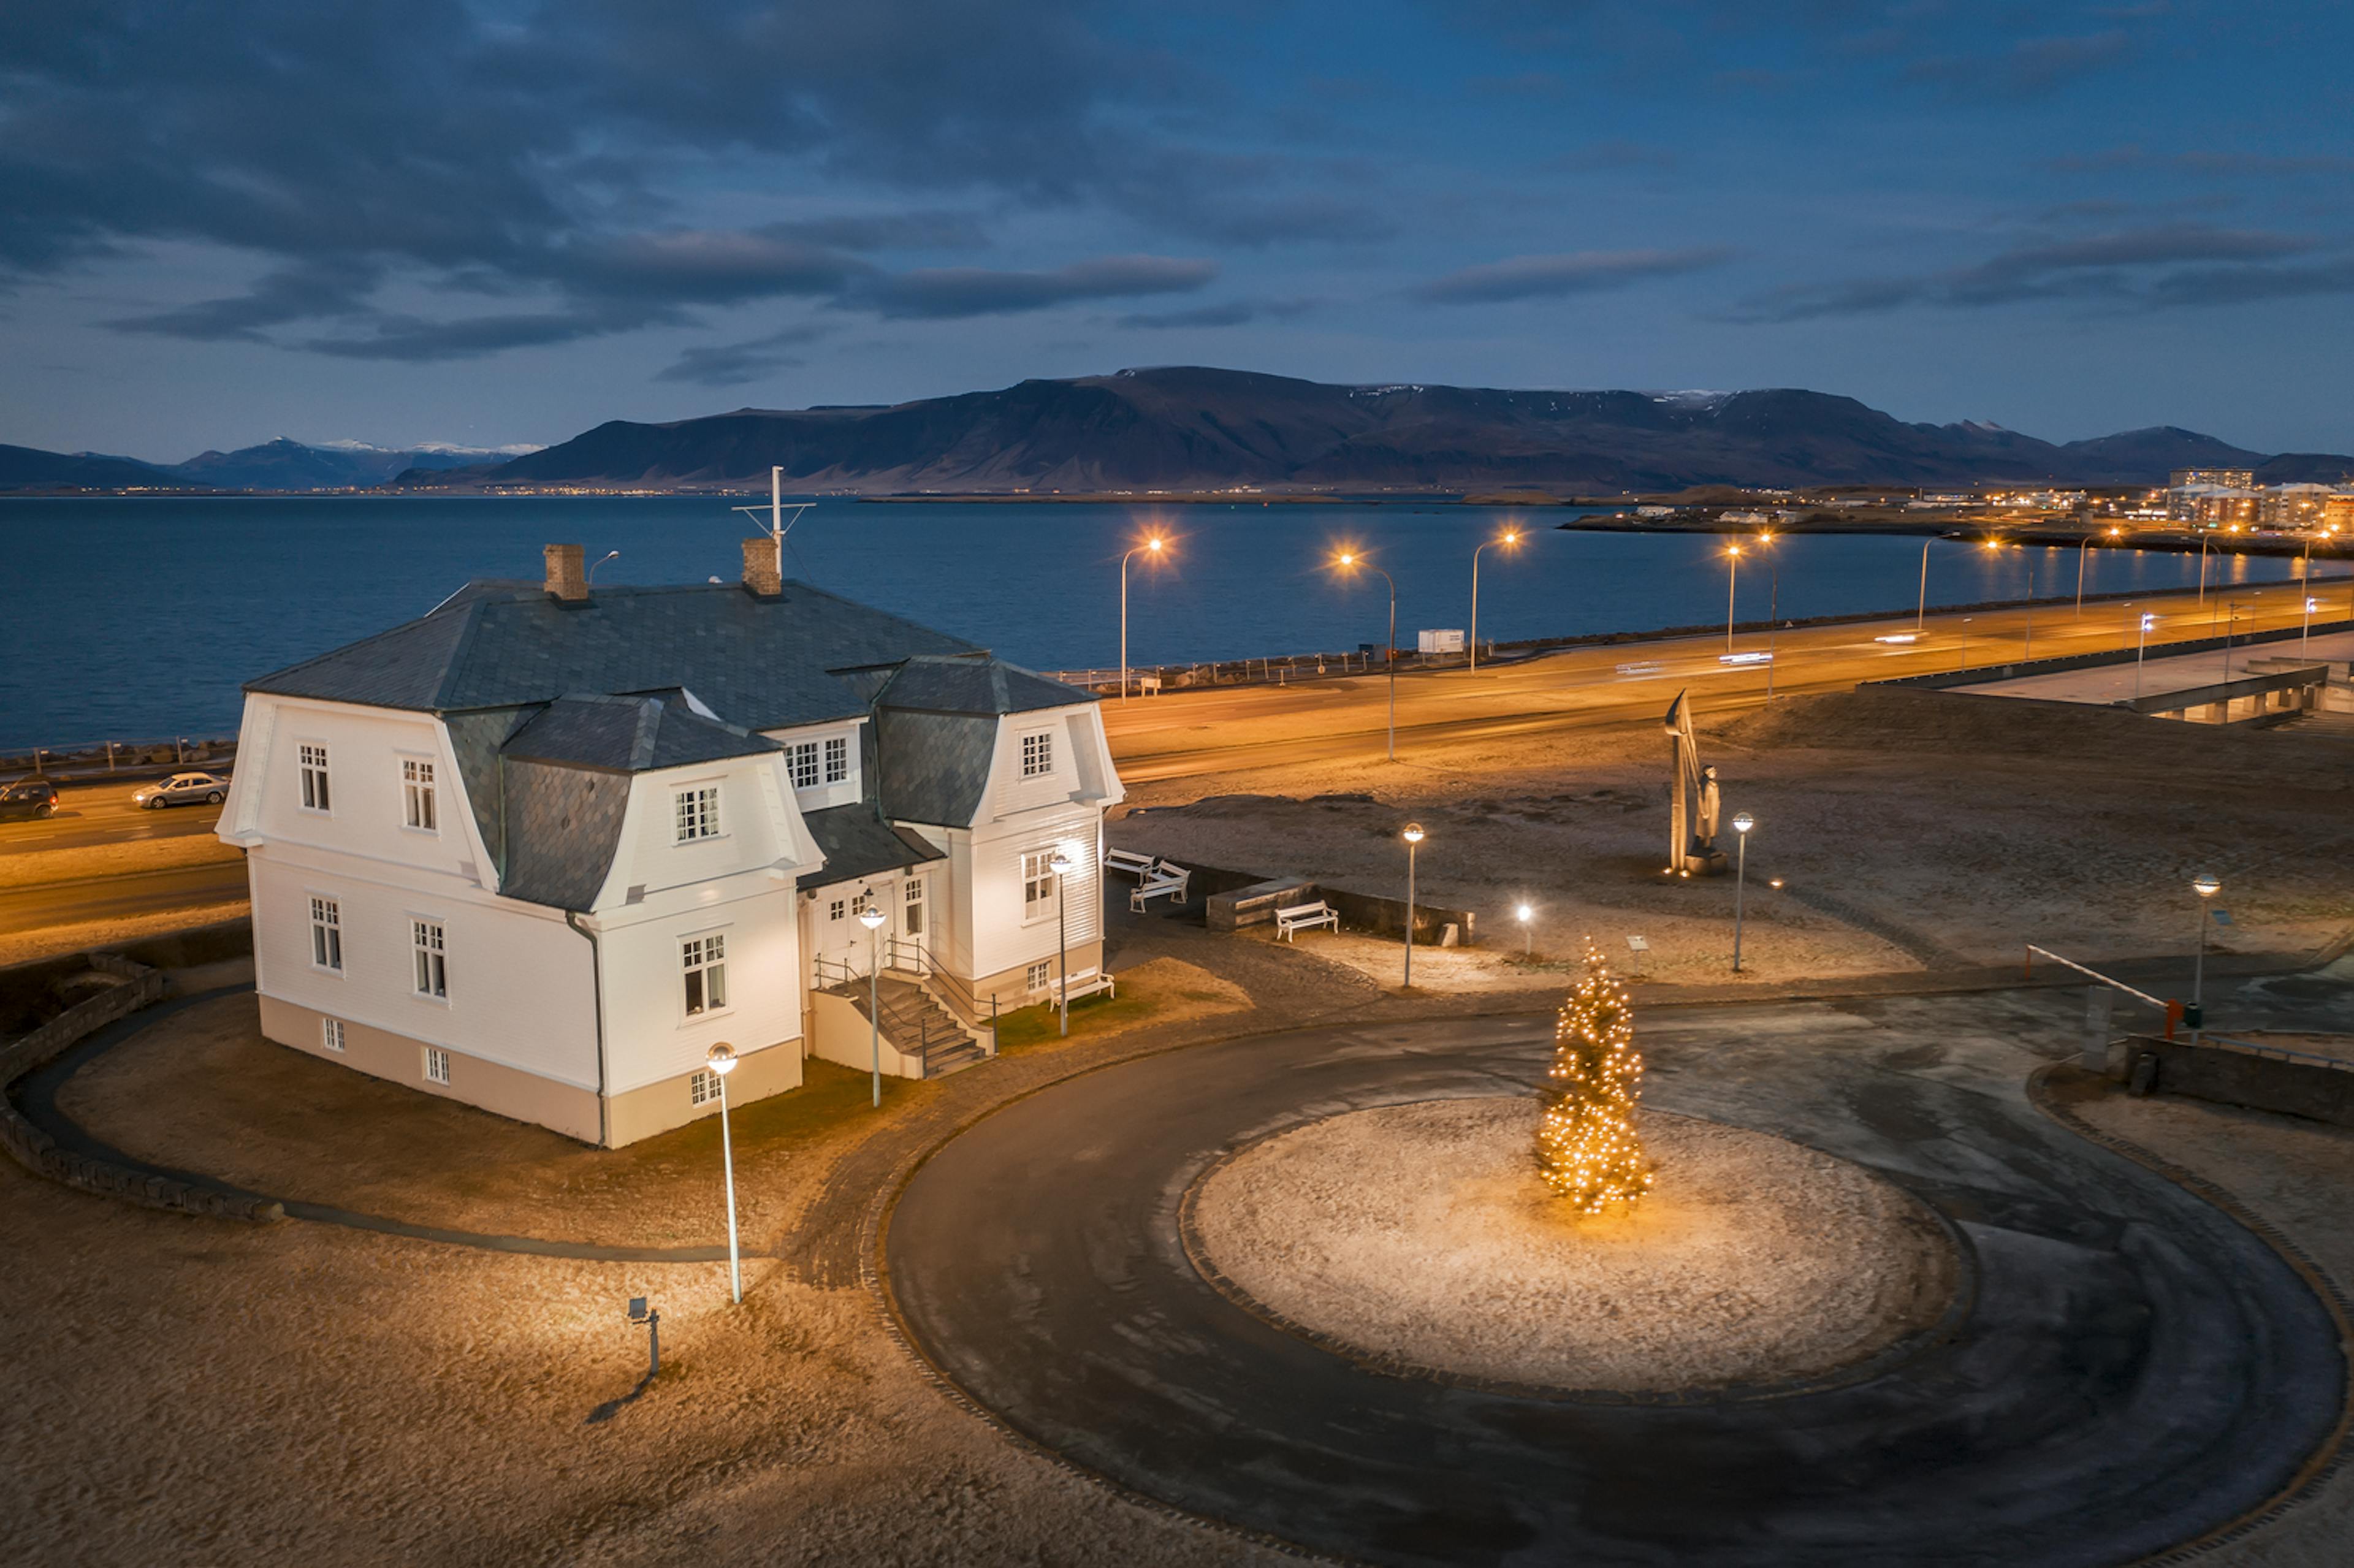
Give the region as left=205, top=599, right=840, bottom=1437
left=1662, top=690, right=1727, bottom=874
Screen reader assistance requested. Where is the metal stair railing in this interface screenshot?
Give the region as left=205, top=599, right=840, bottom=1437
left=883, top=937, right=999, bottom=1052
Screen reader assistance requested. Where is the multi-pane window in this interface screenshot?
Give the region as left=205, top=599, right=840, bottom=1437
left=903, top=876, right=925, bottom=937
left=823, top=736, right=849, bottom=783
left=299, top=743, right=332, bottom=811
left=309, top=896, right=342, bottom=971
left=402, top=758, right=438, bottom=831
left=1021, top=850, right=1057, bottom=915
left=1021, top=730, right=1053, bottom=778
left=1026, top=960, right=1051, bottom=992
left=674, top=785, right=720, bottom=841
left=690, top=1068, right=721, bottom=1106
left=321, top=1017, right=346, bottom=1053
left=788, top=741, right=821, bottom=789
left=412, top=919, right=447, bottom=998
left=422, top=1046, right=451, bottom=1085
left=682, top=934, right=728, bottom=1016
left=828, top=898, right=846, bottom=922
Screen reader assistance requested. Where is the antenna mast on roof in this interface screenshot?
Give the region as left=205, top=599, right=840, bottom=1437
left=731, top=466, right=813, bottom=548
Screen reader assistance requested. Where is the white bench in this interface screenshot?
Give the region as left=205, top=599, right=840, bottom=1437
left=1056, top=970, right=1116, bottom=1005
left=1274, top=900, right=1339, bottom=941
left=1130, top=860, right=1190, bottom=911
left=1105, top=848, right=1157, bottom=880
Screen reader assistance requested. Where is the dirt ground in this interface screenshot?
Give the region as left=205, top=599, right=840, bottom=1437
left=57, top=956, right=1249, bottom=1247
left=1111, top=688, right=2354, bottom=991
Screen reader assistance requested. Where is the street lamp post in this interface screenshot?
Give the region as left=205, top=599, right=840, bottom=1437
left=1333, top=552, right=1399, bottom=761
left=1119, top=535, right=1166, bottom=702
left=859, top=904, right=886, bottom=1107
left=1469, top=528, right=1520, bottom=672
left=2304, top=594, right=2319, bottom=658
left=1400, top=823, right=1424, bottom=988
left=2135, top=611, right=2155, bottom=698
left=1048, top=850, right=1076, bottom=1035
left=1762, top=533, right=1781, bottom=701
left=1916, top=535, right=1935, bottom=631
left=2075, top=528, right=2116, bottom=614
left=704, top=1041, right=742, bottom=1304
left=1731, top=812, right=1754, bottom=972
left=2198, top=530, right=2213, bottom=606
left=1515, top=902, right=1533, bottom=956
left=2191, top=873, right=2221, bottom=1042
left=1723, top=542, right=1742, bottom=652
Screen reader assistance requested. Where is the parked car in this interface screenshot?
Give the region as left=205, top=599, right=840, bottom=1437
left=0, top=778, right=60, bottom=820
left=132, top=771, right=231, bottom=809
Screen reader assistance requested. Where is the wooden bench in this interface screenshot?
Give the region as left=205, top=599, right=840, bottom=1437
left=1274, top=900, right=1338, bottom=941
left=1129, top=860, right=1190, bottom=912
left=1056, top=970, right=1116, bottom=1005
left=1104, top=848, right=1157, bottom=880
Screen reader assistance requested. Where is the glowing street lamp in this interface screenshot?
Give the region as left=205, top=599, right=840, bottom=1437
left=2190, top=873, right=2222, bottom=1042
left=2076, top=527, right=2119, bottom=614
left=1332, top=550, right=1399, bottom=761
left=1400, top=823, right=1425, bottom=988
left=1048, top=850, right=1076, bottom=1034
left=1515, top=901, right=1534, bottom=957
left=1730, top=811, right=1755, bottom=973
left=704, top=1041, right=742, bottom=1304
left=2304, top=594, right=2320, bottom=657
left=1469, top=527, right=1521, bottom=672
left=1119, top=532, right=1167, bottom=702
left=2135, top=610, right=2156, bottom=698
left=1723, top=541, right=1742, bottom=652
left=859, top=903, right=887, bottom=1106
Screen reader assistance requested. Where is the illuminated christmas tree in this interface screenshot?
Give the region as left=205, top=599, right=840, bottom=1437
left=1534, top=942, right=1653, bottom=1212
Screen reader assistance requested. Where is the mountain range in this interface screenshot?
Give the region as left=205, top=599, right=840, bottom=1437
left=6, top=368, right=2349, bottom=495
left=0, top=437, right=527, bottom=493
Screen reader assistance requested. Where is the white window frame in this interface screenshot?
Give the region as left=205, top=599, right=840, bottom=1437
left=401, top=756, right=439, bottom=832
left=690, top=1068, right=722, bottom=1107
left=422, top=1046, right=451, bottom=1085
left=788, top=741, right=821, bottom=790
left=902, top=874, right=926, bottom=938
left=823, top=734, right=850, bottom=783
left=1021, top=848, right=1058, bottom=923
left=1026, top=960, right=1051, bottom=993
left=1020, top=729, right=1053, bottom=778
left=308, top=895, right=343, bottom=973
left=321, top=1017, right=346, bottom=1053
left=828, top=897, right=846, bottom=922
left=411, top=918, right=448, bottom=1000
left=681, top=932, right=729, bottom=1019
left=674, top=783, right=722, bottom=842
left=298, top=741, right=332, bottom=813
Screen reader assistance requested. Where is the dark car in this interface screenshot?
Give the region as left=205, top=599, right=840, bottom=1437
left=0, top=778, right=61, bottom=820
left=131, top=771, right=230, bottom=809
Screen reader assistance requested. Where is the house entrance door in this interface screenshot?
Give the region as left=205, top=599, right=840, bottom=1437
left=897, top=873, right=929, bottom=972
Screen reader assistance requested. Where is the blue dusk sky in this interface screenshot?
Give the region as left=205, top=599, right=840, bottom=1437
left=4, top=1, right=2350, bottom=459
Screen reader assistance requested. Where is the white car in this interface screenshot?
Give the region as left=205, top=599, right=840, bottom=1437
left=132, top=771, right=230, bottom=809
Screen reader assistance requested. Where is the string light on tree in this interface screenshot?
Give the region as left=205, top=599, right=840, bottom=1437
left=1534, top=942, right=1653, bottom=1214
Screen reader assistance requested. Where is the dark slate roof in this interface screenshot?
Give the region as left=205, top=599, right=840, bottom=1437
left=796, top=804, right=945, bottom=892
left=498, top=759, right=631, bottom=911
left=501, top=693, right=779, bottom=773
left=875, top=709, right=999, bottom=828
left=443, top=705, right=536, bottom=867
left=246, top=579, right=983, bottom=729
left=870, top=653, right=1090, bottom=716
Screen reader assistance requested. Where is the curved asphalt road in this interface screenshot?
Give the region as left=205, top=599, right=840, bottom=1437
left=884, top=1003, right=2346, bottom=1566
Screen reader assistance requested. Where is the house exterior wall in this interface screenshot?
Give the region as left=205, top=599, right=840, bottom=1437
left=760, top=718, right=866, bottom=815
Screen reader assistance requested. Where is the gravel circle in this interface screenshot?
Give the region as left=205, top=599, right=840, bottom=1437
left=1187, top=1097, right=1959, bottom=1395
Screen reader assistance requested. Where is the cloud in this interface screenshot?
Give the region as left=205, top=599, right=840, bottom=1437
left=1906, top=31, right=2133, bottom=99
left=856, top=254, right=1217, bottom=319
left=1729, top=224, right=2347, bottom=322
left=1116, top=298, right=1317, bottom=329
left=1415, top=248, right=1733, bottom=305
left=107, top=260, right=383, bottom=342
left=655, top=326, right=828, bottom=386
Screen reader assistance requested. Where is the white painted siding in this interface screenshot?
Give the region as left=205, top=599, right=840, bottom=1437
left=229, top=697, right=490, bottom=885
left=248, top=848, right=600, bottom=1087
left=595, top=886, right=801, bottom=1094
left=967, top=804, right=1102, bottom=979
left=760, top=719, right=865, bottom=814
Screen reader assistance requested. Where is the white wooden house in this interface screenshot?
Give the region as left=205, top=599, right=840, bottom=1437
left=217, top=539, right=1121, bottom=1145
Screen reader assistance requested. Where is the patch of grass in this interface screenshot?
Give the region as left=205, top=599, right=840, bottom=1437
left=995, top=989, right=1158, bottom=1050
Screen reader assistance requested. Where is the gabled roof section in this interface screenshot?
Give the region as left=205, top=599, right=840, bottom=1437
left=797, top=804, right=945, bottom=892
left=245, top=578, right=981, bottom=729
left=501, top=693, right=778, bottom=774
left=868, top=652, right=1094, bottom=717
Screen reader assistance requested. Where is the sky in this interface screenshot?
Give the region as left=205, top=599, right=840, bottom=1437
left=4, top=1, right=2352, bottom=460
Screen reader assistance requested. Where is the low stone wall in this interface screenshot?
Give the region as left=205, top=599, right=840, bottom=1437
left=0, top=915, right=253, bottom=1032
left=1179, top=861, right=1478, bottom=946
left=2121, top=1034, right=2354, bottom=1128
left=0, top=957, right=283, bottom=1222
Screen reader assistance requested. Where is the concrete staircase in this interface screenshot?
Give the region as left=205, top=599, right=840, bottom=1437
left=845, top=973, right=991, bottom=1078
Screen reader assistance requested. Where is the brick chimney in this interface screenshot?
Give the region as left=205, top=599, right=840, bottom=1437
left=543, top=543, right=588, bottom=603
left=741, top=535, right=782, bottom=598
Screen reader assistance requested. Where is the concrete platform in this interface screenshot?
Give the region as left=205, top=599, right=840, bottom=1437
left=1954, top=626, right=2354, bottom=707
